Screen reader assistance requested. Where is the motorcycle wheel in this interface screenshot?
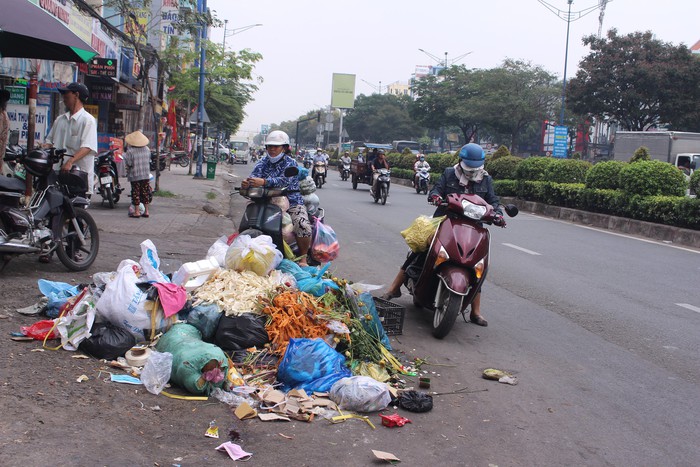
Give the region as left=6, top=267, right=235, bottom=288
left=433, top=287, right=462, bottom=339
left=415, top=184, right=420, bottom=194
left=104, top=186, right=115, bottom=209
left=423, top=184, right=428, bottom=195
left=380, top=185, right=388, bottom=205
left=55, top=208, right=100, bottom=271
left=159, top=160, right=166, bottom=171
left=352, top=176, right=358, bottom=190
left=177, top=157, right=190, bottom=168
left=315, top=176, right=322, bottom=189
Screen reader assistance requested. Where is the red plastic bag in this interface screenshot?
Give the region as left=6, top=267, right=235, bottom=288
left=21, top=320, right=59, bottom=340
left=311, top=219, right=339, bottom=263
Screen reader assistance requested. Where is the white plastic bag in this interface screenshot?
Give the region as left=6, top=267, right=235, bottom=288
left=56, top=289, right=96, bottom=351
left=224, top=234, right=282, bottom=276
left=95, top=260, right=169, bottom=341
left=140, top=350, right=173, bottom=395
left=207, top=235, right=230, bottom=267
left=329, top=376, right=392, bottom=412
left=140, top=239, right=170, bottom=283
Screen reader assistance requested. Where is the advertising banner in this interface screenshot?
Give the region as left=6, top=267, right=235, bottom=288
left=330, top=73, right=356, bottom=109
left=6, top=104, right=49, bottom=147
left=553, top=126, right=568, bottom=158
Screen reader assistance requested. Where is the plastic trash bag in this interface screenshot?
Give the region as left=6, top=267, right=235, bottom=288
left=214, top=313, right=269, bottom=351
left=95, top=259, right=170, bottom=341
left=37, top=279, right=80, bottom=318
left=140, top=350, right=173, bottom=395
left=155, top=324, right=228, bottom=395
left=21, top=320, right=59, bottom=340
left=400, top=215, right=446, bottom=253
left=276, top=260, right=339, bottom=297
left=299, top=176, right=316, bottom=195
left=277, top=338, right=351, bottom=393
left=55, top=289, right=96, bottom=351
left=225, top=234, right=283, bottom=276
left=330, top=376, right=392, bottom=412
left=353, top=291, right=391, bottom=350
left=398, top=390, right=433, bottom=413
left=311, top=219, right=339, bottom=263
left=78, top=322, right=136, bottom=360
left=207, top=236, right=230, bottom=267
left=140, top=239, right=170, bottom=283
left=186, top=302, right=222, bottom=342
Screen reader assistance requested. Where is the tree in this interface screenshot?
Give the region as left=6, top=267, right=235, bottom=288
left=344, top=94, right=424, bottom=142
left=567, top=29, right=700, bottom=131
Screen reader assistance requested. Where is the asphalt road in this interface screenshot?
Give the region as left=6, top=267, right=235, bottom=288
left=228, top=168, right=700, bottom=466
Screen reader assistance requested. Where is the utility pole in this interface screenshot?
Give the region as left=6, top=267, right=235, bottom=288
left=194, top=0, right=207, bottom=178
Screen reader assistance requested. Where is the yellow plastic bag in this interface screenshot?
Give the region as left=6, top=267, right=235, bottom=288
left=400, top=215, right=446, bottom=253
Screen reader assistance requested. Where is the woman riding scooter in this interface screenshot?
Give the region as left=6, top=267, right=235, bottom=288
left=381, top=143, right=503, bottom=327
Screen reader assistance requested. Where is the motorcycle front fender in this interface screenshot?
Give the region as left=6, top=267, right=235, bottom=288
left=436, top=264, right=472, bottom=296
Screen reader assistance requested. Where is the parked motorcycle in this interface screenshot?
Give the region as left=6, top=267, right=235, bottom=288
left=340, top=162, right=351, bottom=181
left=94, top=149, right=122, bottom=208
left=402, top=193, right=518, bottom=338
left=3, top=130, right=26, bottom=179
left=150, top=151, right=167, bottom=172
left=372, top=168, right=391, bottom=205
left=415, top=167, right=430, bottom=195
left=0, top=148, right=99, bottom=271
left=237, top=166, right=324, bottom=266
left=169, top=151, right=190, bottom=168
left=313, top=162, right=327, bottom=188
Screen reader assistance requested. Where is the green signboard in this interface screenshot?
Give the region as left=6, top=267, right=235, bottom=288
left=7, top=86, right=27, bottom=105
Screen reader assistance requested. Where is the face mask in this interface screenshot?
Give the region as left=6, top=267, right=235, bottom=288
left=268, top=153, right=284, bottom=163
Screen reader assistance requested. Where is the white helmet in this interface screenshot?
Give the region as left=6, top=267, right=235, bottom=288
left=265, top=130, right=290, bottom=146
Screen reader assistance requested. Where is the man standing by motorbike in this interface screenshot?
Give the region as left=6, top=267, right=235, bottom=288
left=381, top=143, right=503, bottom=327
left=241, top=130, right=313, bottom=266
left=413, top=153, right=430, bottom=187
left=44, top=83, right=97, bottom=194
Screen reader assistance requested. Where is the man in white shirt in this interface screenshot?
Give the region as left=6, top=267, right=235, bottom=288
left=45, top=82, right=97, bottom=194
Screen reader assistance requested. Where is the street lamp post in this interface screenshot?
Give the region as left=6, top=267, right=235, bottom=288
left=222, top=21, right=263, bottom=52
left=560, top=0, right=573, bottom=125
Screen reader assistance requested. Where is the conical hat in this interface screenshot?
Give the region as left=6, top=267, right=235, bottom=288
left=125, top=130, right=149, bottom=148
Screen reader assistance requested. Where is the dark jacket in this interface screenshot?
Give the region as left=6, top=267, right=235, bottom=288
left=429, top=167, right=502, bottom=215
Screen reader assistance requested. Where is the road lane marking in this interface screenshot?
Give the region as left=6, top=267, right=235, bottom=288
left=527, top=214, right=700, bottom=254
left=502, top=243, right=541, bottom=255
left=676, top=303, right=700, bottom=314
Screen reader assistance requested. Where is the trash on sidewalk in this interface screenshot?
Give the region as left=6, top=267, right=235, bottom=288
left=482, top=368, right=518, bottom=385
left=397, top=390, right=433, bottom=413
left=204, top=420, right=219, bottom=438
left=372, top=449, right=401, bottom=463
left=215, top=442, right=252, bottom=461
left=379, top=413, right=411, bottom=428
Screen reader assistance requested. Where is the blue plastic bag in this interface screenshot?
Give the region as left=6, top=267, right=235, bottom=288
left=186, top=302, right=222, bottom=342
left=277, top=338, right=351, bottom=393
left=276, top=259, right=339, bottom=297
left=38, top=279, right=80, bottom=318
left=356, top=292, right=392, bottom=351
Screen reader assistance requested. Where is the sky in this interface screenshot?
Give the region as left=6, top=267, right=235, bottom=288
left=206, top=0, right=700, bottom=140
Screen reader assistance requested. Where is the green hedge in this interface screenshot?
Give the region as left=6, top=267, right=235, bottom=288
left=486, top=156, right=522, bottom=180
left=619, top=160, right=686, bottom=197
left=515, top=156, right=555, bottom=181
left=543, top=159, right=591, bottom=184
left=585, top=160, right=626, bottom=190
left=689, top=170, right=700, bottom=194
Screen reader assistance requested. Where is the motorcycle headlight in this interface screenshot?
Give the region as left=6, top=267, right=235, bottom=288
left=245, top=186, right=265, bottom=198
left=461, top=199, right=487, bottom=220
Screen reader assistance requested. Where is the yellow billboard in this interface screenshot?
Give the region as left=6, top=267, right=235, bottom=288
left=331, top=73, right=356, bottom=109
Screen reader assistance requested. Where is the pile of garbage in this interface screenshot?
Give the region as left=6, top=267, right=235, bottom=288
left=14, top=234, right=430, bottom=429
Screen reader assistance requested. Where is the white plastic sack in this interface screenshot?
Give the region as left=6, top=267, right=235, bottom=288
left=207, top=235, right=230, bottom=267
left=95, top=260, right=169, bottom=341
left=140, top=239, right=170, bottom=283
left=56, top=290, right=96, bottom=351
left=329, top=376, right=392, bottom=413
left=224, top=234, right=282, bottom=276
left=140, top=351, right=173, bottom=395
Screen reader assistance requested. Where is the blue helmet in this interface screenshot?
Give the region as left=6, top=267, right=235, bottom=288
left=458, top=143, right=485, bottom=168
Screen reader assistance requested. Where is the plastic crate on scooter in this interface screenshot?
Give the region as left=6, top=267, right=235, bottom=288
left=373, top=297, right=405, bottom=335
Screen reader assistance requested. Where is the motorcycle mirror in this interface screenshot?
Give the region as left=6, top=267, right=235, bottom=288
left=504, top=204, right=519, bottom=217
left=284, top=166, right=299, bottom=177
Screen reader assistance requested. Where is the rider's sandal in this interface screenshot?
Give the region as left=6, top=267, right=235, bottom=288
left=470, top=316, right=488, bottom=327
left=380, top=291, right=401, bottom=301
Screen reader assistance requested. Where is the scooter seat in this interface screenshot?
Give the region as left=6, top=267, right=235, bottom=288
left=0, top=176, right=27, bottom=193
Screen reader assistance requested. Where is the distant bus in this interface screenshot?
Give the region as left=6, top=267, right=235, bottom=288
left=229, top=140, right=249, bottom=152
left=392, top=140, right=420, bottom=154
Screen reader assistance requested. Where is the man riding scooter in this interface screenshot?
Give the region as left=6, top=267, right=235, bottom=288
left=413, top=153, right=430, bottom=187
left=312, top=148, right=328, bottom=186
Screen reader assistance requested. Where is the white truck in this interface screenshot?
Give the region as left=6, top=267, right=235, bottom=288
left=612, top=131, right=700, bottom=173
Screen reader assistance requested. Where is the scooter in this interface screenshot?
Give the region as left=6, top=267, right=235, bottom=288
left=150, top=151, right=167, bottom=172
left=0, top=148, right=99, bottom=271
left=415, top=167, right=430, bottom=195
left=340, top=162, right=351, bottom=181
left=94, top=149, right=122, bottom=208
left=313, top=162, right=327, bottom=188
left=169, top=151, right=190, bottom=168
left=3, top=130, right=26, bottom=179
left=402, top=193, right=518, bottom=338
left=372, top=168, right=391, bottom=205
left=237, top=166, right=324, bottom=266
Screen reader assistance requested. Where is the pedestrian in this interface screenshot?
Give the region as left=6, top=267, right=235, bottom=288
left=123, top=130, right=152, bottom=218
left=44, top=82, right=97, bottom=194
left=0, top=89, right=10, bottom=172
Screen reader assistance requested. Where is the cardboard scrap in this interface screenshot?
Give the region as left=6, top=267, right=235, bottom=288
left=258, top=413, right=290, bottom=422
left=372, top=450, right=401, bottom=463
left=234, top=402, right=257, bottom=420
left=288, top=389, right=311, bottom=400
left=261, top=389, right=286, bottom=405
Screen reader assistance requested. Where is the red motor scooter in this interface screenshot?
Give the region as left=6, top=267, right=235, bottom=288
left=403, top=193, right=518, bottom=338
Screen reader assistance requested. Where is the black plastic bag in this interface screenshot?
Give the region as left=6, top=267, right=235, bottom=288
left=78, top=322, right=136, bottom=360
left=186, top=302, right=222, bottom=342
left=398, top=390, right=433, bottom=413
left=214, top=313, right=269, bottom=351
